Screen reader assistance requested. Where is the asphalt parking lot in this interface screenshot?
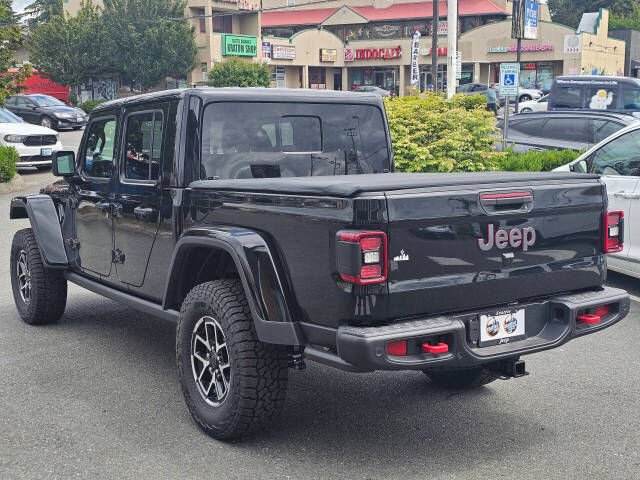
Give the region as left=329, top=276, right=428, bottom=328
left=1, top=130, right=639, bottom=479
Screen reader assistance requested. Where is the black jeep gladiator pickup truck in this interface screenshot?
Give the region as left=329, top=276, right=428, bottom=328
left=9, top=88, right=630, bottom=440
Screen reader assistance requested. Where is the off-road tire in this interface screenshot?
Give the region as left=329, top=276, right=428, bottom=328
left=424, top=367, right=498, bottom=390
left=10, top=228, right=67, bottom=325
left=176, top=280, right=289, bottom=440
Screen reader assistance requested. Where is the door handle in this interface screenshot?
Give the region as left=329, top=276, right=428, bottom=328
left=133, top=206, right=156, bottom=220
left=613, top=192, right=640, bottom=199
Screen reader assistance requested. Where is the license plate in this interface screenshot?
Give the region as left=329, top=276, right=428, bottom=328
left=479, top=309, right=525, bottom=346
left=41, top=148, right=52, bottom=156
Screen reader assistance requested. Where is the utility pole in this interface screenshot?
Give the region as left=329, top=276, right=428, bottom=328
left=446, top=0, right=458, bottom=98
left=432, top=0, right=439, bottom=91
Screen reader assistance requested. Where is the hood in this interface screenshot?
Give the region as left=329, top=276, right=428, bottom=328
left=44, top=105, right=84, bottom=115
left=0, top=122, right=57, bottom=135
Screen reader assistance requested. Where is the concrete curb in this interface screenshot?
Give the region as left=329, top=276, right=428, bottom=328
left=0, top=174, right=25, bottom=194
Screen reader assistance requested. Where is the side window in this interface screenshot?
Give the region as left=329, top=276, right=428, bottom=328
left=5, top=97, right=16, bottom=106
left=510, top=119, right=547, bottom=136
left=551, top=87, right=583, bottom=108
left=123, top=111, right=163, bottom=181
left=590, top=130, right=640, bottom=176
left=16, top=97, right=31, bottom=107
left=586, top=87, right=618, bottom=110
left=591, top=120, right=623, bottom=144
left=542, top=118, right=588, bottom=142
left=82, top=117, right=117, bottom=178
left=622, top=89, right=640, bottom=110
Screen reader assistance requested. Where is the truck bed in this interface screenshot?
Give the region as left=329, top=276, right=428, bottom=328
left=189, top=172, right=600, bottom=198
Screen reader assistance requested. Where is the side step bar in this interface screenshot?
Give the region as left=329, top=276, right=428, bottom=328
left=64, top=272, right=179, bottom=322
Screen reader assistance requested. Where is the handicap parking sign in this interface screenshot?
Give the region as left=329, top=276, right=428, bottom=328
left=500, top=63, right=520, bottom=96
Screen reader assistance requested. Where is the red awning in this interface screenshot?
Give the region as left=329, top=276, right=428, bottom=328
left=262, top=1, right=507, bottom=27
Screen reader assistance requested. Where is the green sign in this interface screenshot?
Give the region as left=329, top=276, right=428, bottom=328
left=222, top=35, right=258, bottom=57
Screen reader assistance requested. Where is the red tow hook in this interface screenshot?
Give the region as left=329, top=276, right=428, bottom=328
left=422, top=342, right=449, bottom=354
left=577, top=314, right=601, bottom=324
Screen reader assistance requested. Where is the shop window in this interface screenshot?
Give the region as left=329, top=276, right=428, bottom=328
left=309, top=67, right=326, bottom=89
left=622, top=89, right=640, bottom=110
left=212, top=14, right=232, bottom=33
left=542, top=118, right=588, bottom=143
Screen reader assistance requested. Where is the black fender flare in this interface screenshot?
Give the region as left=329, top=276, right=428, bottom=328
left=163, top=226, right=304, bottom=346
left=9, top=195, right=68, bottom=268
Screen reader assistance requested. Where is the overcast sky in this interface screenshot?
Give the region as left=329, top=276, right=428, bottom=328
left=13, top=0, right=34, bottom=13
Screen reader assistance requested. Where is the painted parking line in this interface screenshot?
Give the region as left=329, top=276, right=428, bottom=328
left=629, top=294, right=640, bottom=304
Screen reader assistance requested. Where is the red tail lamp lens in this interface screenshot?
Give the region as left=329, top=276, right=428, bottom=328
left=360, top=265, right=382, bottom=279
left=604, top=211, right=624, bottom=253
left=387, top=340, right=407, bottom=356
left=595, top=304, right=610, bottom=317
left=360, top=236, right=381, bottom=251
left=578, top=314, right=601, bottom=324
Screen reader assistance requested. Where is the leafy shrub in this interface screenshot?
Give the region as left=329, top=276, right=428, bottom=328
left=0, top=146, right=19, bottom=182
left=78, top=100, right=105, bottom=113
left=208, top=58, right=271, bottom=88
left=384, top=92, right=503, bottom=173
left=494, top=148, right=583, bottom=172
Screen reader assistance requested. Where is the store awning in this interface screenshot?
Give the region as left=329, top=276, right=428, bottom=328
left=262, top=0, right=508, bottom=28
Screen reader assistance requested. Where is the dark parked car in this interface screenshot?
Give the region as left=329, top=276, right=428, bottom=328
left=9, top=88, right=629, bottom=440
left=457, top=83, right=489, bottom=95
left=496, top=111, right=637, bottom=152
left=353, top=86, right=392, bottom=97
left=4, top=94, right=88, bottom=131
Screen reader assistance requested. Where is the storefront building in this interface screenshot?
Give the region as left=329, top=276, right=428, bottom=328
left=262, top=2, right=626, bottom=96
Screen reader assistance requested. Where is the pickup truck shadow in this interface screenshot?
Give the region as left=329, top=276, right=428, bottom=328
left=54, top=295, right=547, bottom=474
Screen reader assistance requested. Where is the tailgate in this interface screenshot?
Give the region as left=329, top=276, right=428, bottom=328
left=385, top=179, right=605, bottom=319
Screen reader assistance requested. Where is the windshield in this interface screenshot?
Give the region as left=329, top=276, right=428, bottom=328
left=30, top=95, right=66, bottom=107
left=0, top=108, right=21, bottom=123
left=200, top=102, right=391, bottom=179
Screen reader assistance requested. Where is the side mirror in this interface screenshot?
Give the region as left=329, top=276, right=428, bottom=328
left=570, top=159, right=588, bottom=173
left=52, top=151, right=75, bottom=177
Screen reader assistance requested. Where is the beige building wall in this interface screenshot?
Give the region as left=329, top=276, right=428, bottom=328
left=579, top=9, right=626, bottom=76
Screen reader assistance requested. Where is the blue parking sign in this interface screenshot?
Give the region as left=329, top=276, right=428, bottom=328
left=504, top=74, right=515, bottom=86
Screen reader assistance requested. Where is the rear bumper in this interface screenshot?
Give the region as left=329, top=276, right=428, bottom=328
left=303, top=287, right=629, bottom=373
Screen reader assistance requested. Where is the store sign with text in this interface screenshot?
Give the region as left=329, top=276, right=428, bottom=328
left=347, top=47, right=402, bottom=61
left=272, top=45, right=296, bottom=60
left=320, top=49, right=337, bottom=62
left=420, top=46, right=448, bottom=56
left=222, top=35, right=258, bottom=57
left=487, top=44, right=553, bottom=53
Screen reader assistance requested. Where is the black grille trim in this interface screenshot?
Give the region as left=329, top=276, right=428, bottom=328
left=23, top=135, right=57, bottom=146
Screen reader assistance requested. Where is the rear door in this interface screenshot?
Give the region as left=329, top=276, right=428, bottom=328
left=385, top=178, right=604, bottom=319
left=112, top=103, right=166, bottom=287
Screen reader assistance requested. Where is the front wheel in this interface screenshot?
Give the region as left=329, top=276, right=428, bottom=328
left=423, top=367, right=498, bottom=390
left=10, top=228, right=67, bottom=325
left=519, top=94, right=532, bottom=102
left=40, top=116, right=55, bottom=130
left=176, top=280, right=289, bottom=440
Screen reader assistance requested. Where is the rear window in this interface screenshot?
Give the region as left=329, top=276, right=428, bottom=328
left=200, top=102, right=390, bottom=179
left=542, top=118, right=588, bottom=142
left=586, top=87, right=618, bottom=110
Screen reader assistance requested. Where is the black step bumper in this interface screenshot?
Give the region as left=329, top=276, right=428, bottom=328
left=303, top=287, right=630, bottom=373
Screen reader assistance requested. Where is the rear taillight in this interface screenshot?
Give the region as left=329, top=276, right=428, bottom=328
left=604, top=211, right=624, bottom=253
left=336, top=230, right=387, bottom=285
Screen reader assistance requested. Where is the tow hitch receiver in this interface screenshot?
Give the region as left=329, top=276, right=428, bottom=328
left=494, top=359, right=529, bottom=379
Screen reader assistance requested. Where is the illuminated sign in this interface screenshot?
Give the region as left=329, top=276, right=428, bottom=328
left=352, top=47, right=402, bottom=60
left=488, top=44, right=554, bottom=53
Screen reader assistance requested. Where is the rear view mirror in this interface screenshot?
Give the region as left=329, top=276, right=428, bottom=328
left=52, top=151, right=75, bottom=177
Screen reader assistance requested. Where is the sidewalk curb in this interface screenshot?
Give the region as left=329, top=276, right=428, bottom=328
left=0, top=174, right=25, bottom=194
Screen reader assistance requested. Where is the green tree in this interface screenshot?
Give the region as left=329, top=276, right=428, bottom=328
left=0, top=0, right=31, bottom=104
left=609, top=4, right=640, bottom=30
left=548, top=0, right=639, bottom=28
left=27, top=1, right=109, bottom=93
left=100, top=0, right=197, bottom=90
left=207, top=58, right=271, bottom=88
left=22, top=0, right=63, bottom=29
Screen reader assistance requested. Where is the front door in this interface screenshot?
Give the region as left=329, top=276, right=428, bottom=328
left=113, top=105, right=165, bottom=287
left=75, top=113, right=119, bottom=278
left=587, top=128, right=640, bottom=272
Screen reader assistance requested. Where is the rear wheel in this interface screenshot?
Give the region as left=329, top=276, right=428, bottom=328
left=10, top=228, right=67, bottom=325
left=424, top=367, right=498, bottom=390
left=176, top=279, right=289, bottom=440
left=519, top=94, right=532, bottom=102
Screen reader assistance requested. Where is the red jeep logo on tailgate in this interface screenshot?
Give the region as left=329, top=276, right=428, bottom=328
left=478, top=225, right=536, bottom=252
